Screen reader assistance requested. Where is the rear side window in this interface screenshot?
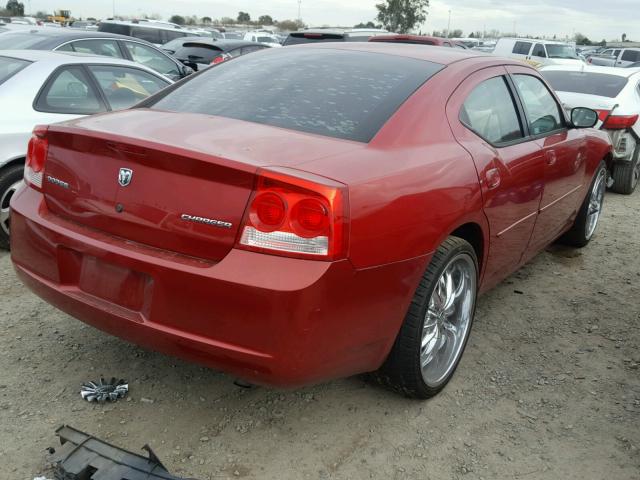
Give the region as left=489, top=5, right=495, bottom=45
left=542, top=71, right=628, bottom=98
left=35, top=66, right=105, bottom=114
left=164, top=30, right=188, bottom=42
left=512, top=41, right=532, bottom=55
left=0, top=56, right=30, bottom=85
left=460, top=76, right=523, bottom=145
left=283, top=33, right=344, bottom=45
left=66, top=39, right=123, bottom=58
left=88, top=65, right=168, bottom=110
left=150, top=48, right=443, bottom=142
left=621, top=50, right=640, bottom=62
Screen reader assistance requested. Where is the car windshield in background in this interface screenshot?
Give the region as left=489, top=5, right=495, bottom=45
left=542, top=71, right=628, bottom=98
left=0, top=33, right=46, bottom=49
left=150, top=48, right=442, bottom=142
left=257, top=36, right=275, bottom=43
left=546, top=44, right=578, bottom=59
left=0, top=55, right=30, bottom=85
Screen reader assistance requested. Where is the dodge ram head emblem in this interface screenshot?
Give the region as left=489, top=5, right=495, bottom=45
left=118, top=168, right=133, bottom=187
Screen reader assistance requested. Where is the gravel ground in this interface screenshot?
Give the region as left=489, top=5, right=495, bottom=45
left=0, top=189, right=638, bottom=480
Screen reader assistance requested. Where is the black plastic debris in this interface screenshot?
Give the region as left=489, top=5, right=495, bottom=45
left=80, top=377, right=128, bottom=402
left=50, top=425, right=197, bottom=480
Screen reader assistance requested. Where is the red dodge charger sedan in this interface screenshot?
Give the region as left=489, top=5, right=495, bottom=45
left=11, top=44, right=611, bottom=398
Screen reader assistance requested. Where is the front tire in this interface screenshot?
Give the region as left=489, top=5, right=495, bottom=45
left=0, top=164, right=24, bottom=250
left=561, top=161, right=607, bottom=247
left=372, top=236, right=478, bottom=399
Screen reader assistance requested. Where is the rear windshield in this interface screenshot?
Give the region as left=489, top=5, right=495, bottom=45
left=98, top=23, right=130, bottom=36
left=149, top=48, right=442, bottom=142
left=283, top=33, right=344, bottom=45
left=174, top=44, right=222, bottom=63
left=545, top=44, right=578, bottom=59
left=0, top=55, right=30, bottom=85
left=542, top=71, right=628, bottom=98
left=0, top=32, right=47, bottom=49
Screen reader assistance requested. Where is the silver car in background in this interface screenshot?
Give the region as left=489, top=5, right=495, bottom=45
left=0, top=50, right=172, bottom=248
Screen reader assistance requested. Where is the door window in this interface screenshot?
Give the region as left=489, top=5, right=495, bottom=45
left=88, top=65, right=169, bottom=110
left=35, top=66, right=105, bottom=114
left=66, top=39, right=123, bottom=58
left=123, top=41, right=180, bottom=78
left=512, top=41, right=532, bottom=55
left=531, top=43, right=546, bottom=58
left=460, top=76, right=524, bottom=145
left=512, top=74, right=564, bottom=136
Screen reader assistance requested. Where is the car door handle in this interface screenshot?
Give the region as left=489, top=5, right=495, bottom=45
left=485, top=168, right=501, bottom=190
left=546, top=150, right=557, bottom=166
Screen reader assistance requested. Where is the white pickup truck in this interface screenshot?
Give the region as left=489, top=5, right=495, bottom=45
left=588, top=48, right=640, bottom=67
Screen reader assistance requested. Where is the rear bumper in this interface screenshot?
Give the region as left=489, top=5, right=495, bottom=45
left=11, top=187, right=429, bottom=387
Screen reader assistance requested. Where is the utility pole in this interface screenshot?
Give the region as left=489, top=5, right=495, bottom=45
left=447, top=9, right=451, bottom=38
left=113, top=0, right=116, bottom=18
left=298, top=0, right=302, bottom=21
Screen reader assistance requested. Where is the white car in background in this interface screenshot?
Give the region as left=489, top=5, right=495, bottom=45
left=243, top=31, right=282, bottom=48
left=493, top=38, right=584, bottom=68
left=0, top=50, right=172, bottom=247
left=542, top=65, right=640, bottom=194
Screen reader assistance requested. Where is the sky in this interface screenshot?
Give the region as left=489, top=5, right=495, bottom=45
left=23, top=0, right=638, bottom=41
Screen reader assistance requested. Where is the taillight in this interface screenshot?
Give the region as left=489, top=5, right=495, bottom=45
left=237, top=167, right=349, bottom=260
left=211, top=53, right=230, bottom=65
left=24, top=125, right=49, bottom=190
left=602, top=114, right=639, bottom=130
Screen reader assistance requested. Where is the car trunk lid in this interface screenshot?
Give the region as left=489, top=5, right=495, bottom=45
left=42, top=109, right=362, bottom=262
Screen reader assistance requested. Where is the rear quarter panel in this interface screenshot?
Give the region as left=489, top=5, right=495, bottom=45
left=299, top=59, right=490, bottom=270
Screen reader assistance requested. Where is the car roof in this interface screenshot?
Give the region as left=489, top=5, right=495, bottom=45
left=290, top=42, right=490, bottom=65
left=498, top=37, right=573, bottom=46
left=541, top=64, right=640, bottom=78
left=100, top=20, right=189, bottom=32
left=0, top=48, right=169, bottom=72
left=0, top=27, right=132, bottom=42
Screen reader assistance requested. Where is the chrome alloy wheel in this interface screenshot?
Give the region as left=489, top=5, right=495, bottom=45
left=420, top=253, right=477, bottom=387
left=0, top=180, right=21, bottom=236
left=585, top=168, right=606, bottom=240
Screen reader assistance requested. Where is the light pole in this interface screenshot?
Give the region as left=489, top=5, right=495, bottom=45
left=298, top=0, right=302, bottom=21
left=112, top=0, right=116, bottom=18
left=447, top=10, right=451, bottom=38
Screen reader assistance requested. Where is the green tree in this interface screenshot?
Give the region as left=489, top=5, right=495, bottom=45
left=169, top=15, right=185, bottom=25
left=354, top=21, right=377, bottom=28
left=258, top=14, right=273, bottom=25
left=6, top=0, right=24, bottom=15
left=574, top=32, right=592, bottom=46
left=376, top=0, right=428, bottom=34
left=220, top=16, right=235, bottom=25
left=201, top=16, right=212, bottom=24
left=237, top=11, right=250, bottom=23
left=276, top=19, right=305, bottom=31
left=448, top=28, right=462, bottom=38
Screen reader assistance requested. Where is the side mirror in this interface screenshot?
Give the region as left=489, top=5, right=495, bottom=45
left=571, top=107, right=598, bottom=128
left=180, top=63, right=196, bottom=76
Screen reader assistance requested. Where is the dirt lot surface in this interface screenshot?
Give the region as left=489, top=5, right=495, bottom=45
left=0, top=190, right=638, bottom=480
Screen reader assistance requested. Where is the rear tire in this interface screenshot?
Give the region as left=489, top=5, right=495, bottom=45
left=371, top=236, right=478, bottom=399
left=0, top=164, right=24, bottom=250
left=610, top=148, right=639, bottom=195
left=561, top=161, right=607, bottom=248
